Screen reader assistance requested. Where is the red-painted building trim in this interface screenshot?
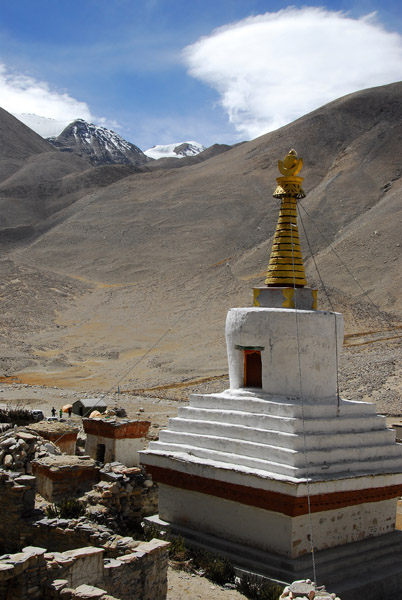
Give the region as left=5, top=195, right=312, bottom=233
left=83, top=419, right=150, bottom=439
left=148, top=465, right=402, bottom=517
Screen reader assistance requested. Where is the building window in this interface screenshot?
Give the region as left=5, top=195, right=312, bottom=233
left=243, top=350, right=262, bottom=388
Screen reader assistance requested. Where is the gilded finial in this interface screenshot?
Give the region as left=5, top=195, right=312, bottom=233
left=264, top=149, right=307, bottom=288
left=278, top=149, right=303, bottom=176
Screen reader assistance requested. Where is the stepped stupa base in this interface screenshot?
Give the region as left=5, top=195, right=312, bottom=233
left=141, top=386, right=402, bottom=559
left=146, top=515, right=402, bottom=600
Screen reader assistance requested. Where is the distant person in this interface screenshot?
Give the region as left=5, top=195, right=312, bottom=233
left=51, top=407, right=56, bottom=417
left=59, top=408, right=62, bottom=418
left=68, top=406, right=72, bottom=418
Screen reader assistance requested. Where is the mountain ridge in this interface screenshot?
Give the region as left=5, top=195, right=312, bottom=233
left=47, top=119, right=150, bottom=167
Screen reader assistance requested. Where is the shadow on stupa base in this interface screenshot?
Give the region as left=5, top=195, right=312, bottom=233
left=146, top=515, right=402, bottom=600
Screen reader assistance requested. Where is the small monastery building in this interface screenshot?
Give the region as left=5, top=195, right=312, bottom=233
left=84, top=418, right=150, bottom=467
left=140, top=150, right=402, bottom=599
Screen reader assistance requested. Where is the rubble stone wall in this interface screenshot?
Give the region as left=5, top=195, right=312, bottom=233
left=32, top=516, right=140, bottom=555
left=84, top=465, right=158, bottom=527
left=103, top=539, right=170, bottom=600
left=0, top=467, right=164, bottom=599
left=0, top=546, right=47, bottom=600
left=0, top=541, right=169, bottom=600
left=46, top=546, right=104, bottom=588
left=0, top=471, right=37, bottom=553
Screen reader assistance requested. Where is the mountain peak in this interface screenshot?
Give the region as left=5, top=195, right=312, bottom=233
left=48, top=119, right=149, bottom=167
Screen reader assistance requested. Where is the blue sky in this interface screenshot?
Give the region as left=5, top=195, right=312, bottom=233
left=1, top=0, right=402, bottom=150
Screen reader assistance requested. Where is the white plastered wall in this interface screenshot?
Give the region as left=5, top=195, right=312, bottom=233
left=226, top=308, right=344, bottom=398
left=158, top=484, right=396, bottom=558
left=115, top=438, right=145, bottom=467
left=85, top=434, right=115, bottom=463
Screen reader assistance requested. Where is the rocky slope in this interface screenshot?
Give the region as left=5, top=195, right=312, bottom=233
left=0, top=82, right=401, bottom=401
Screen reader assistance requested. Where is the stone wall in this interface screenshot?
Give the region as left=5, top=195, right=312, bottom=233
left=0, top=463, right=158, bottom=553
left=103, top=539, right=169, bottom=600
left=0, top=546, right=47, bottom=600
left=84, top=463, right=158, bottom=528
left=0, top=471, right=37, bottom=553
left=0, top=470, right=169, bottom=599
left=32, top=516, right=141, bottom=556
left=46, top=546, right=105, bottom=588
left=0, top=541, right=169, bottom=600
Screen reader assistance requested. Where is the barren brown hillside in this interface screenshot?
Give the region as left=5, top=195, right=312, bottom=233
left=0, top=82, right=401, bottom=409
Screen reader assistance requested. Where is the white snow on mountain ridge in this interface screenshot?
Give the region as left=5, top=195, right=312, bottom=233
left=144, top=141, right=205, bottom=160
left=13, top=113, right=206, bottom=160
left=13, top=113, right=71, bottom=138
left=67, top=120, right=137, bottom=153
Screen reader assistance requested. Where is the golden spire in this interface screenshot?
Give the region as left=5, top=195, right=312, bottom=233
left=264, top=149, right=307, bottom=288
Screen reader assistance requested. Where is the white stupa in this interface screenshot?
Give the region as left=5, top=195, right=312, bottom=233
left=140, top=150, right=402, bottom=597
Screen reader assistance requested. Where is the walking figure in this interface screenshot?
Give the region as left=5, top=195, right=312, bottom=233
left=51, top=407, right=56, bottom=417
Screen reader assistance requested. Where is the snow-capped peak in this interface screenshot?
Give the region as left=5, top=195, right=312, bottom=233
left=57, top=119, right=138, bottom=155
left=47, top=119, right=149, bottom=167
left=144, top=141, right=205, bottom=160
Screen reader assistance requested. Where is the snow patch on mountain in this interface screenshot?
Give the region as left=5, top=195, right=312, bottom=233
left=48, top=119, right=149, bottom=167
left=13, top=113, right=71, bottom=138
left=144, top=141, right=205, bottom=160
left=56, top=120, right=136, bottom=154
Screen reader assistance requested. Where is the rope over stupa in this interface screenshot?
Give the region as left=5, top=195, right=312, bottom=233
left=265, top=149, right=307, bottom=288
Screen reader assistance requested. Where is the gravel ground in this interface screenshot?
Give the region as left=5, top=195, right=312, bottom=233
left=167, top=568, right=248, bottom=600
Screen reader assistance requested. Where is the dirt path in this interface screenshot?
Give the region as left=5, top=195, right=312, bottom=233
left=167, top=567, right=247, bottom=600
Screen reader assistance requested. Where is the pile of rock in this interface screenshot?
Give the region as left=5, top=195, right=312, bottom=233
left=0, top=427, right=61, bottom=474
left=83, top=462, right=158, bottom=528
left=280, top=580, right=341, bottom=599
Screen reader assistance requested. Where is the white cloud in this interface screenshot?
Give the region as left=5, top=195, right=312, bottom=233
left=0, top=63, right=94, bottom=122
left=183, top=8, right=402, bottom=140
